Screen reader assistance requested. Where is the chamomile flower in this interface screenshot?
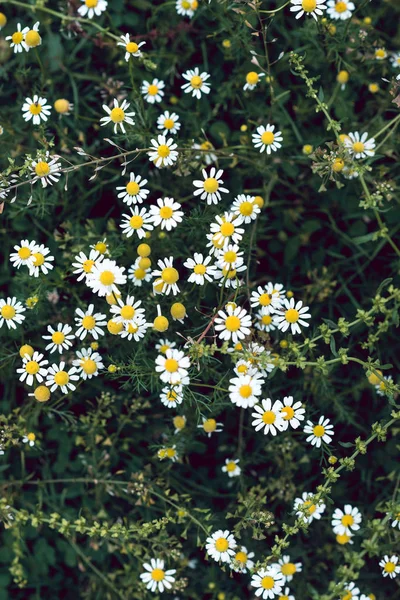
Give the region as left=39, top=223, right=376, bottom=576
left=155, top=348, right=190, bottom=385
left=275, top=298, right=311, bottom=335
left=72, top=249, right=103, bottom=282
left=148, top=135, right=178, bottom=168
left=336, top=532, right=354, bottom=545
left=275, top=556, right=302, bottom=583
left=181, top=67, right=211, bottom=99
left=116, top=173, right=149, bottom=205
left=74, top=304, right=107, bottom=341
left=251, top=398, right=285, bottom=436
left=100, top=99, right=135, bottom=134
left=216, top=244, right=244, bottom=271
left=152, top=256, right=180, bottom=295
left=331, top=505, right=362, bottom=536
left=109, top=295, right=145, bottom=326
left=117, top=34, right=146, bottom=61
left=251, top=566, right=284, bottom=599
left=293, top=492, right=326, bottom=524
left=254, top=310, right=280, bottom=333
left=6, top=23, right=29, bottom=53
left=243, top=71, right=265, bottom=91
left=379, top=555, right=400, bottom=579
left=215, top=305, right=252, bottom=344
left=42, top=323, right=75, bottom=353
left=158, top=445, right=178, bottom=462
left=140, top=558, right=176, bottom=594
left=17, top=351, right=48, bottom=387
left=252, top=124, right=283, bottom=154
left=214, top=264, right=246, bottom=289
left=141, top=79, right=165, bottom=104
left=30, top=153, right=62, bottom=188
left=28, top=244, right=54, bottom=277
left=0, top=297, right=26, bottom=330
left=205, top=530, right=237, bottom=563
left=198, top=417, right=223, bottom=437
left=9, top=239, right=38, bottom=269
left=234, top=359, right=256, bottom=377
left=277, top=588, right=295, bottom=600
left=289, top=0, right=327, bottom=21
left=376, top=375, right=394, bottom=397
left=160, top=385, right=184, bottom=408
left=222, top=458, right=241, bottom=478
left=327, top=0, right=354, bottom=20
left=149, top=197, right=184, bottom=231
left=228, top=373, right=265, bottom=408
left=157, top=111, right=181, bottom=135
left=86, top=259, right=127, bottom=297
left=156, top=339, right=177, bottom=354
left=23, top=433, right=36, bottom=447
left=391, top=511, right=400, bottom=530
left=78, top=0, right=108, bottom=19
left=209, top=213, right=245, bottom=248
left=391, top=52, right=400, bottom=69
left=120, top=206, right=154, bottom=239
left=73, top=347, right=104, bottom=380
left=250, top=285, right=283, bottom=313
left=279, top=396, right=305, bottom=430
left=46, top=361, right=79, bottom=393
left=184, top=253, right=217, bottom=285
left=231, top=546, right=255, bottom=573
left=303, top=415, right=335, bottom=447
left=231, top=194, right=261, bottom=223
left=22, top=95, right=51, bottom=125
left=119, top=316, right=151, bottom=341
left=374, top=48, right=387, bottom=61
left=128, top=260, right=152, bottom=286
left=176, top=0, right=198, bottom=17
left=339, top=582, right=360, bottom=599
left=193, top=140, right=218, bottom=165
left=193, top=168, right=229, bottom=205
left=344, top=132, right=376, bottom=159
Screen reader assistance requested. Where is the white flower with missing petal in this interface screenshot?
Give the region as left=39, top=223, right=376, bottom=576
left=152, top=256, right=180, bottom=296
left=279, top=396, right=305, bottom=430
left=155, top=348, right=190, bottom=385
left=100, top=98, right=135, bottom=134
left=117, top=34, right=146, bottom=62
left=72, top=249, right=103, bottom=282
left=222, top=458, right=241, bottom=478
left=28, top=244, right=54, bottom=277
left=231, top=546, right=255, bottom=573
left=78, top=0, right=108, bottom=19
left=6, top=23, right=29, bottom=53
left=160, top=385, right=184, bottom=408
left=293, top=491, right=326, bottom=524
left=73, top=347, right=104, bottom=380
left=379, top=555, right=400, bottom=579
left=290, top=0, right=327, bottom=21
left=30, top=153, right=62, bottom=188
left=10, top=239, right=38, bottom=269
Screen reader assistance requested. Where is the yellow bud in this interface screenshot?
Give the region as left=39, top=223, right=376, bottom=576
left=20, top=344, right=34, bottom=358
left=302, top=144, right=313, bottom=155
left=170, top=302, right=186, bottom=320
left=137, top=243, right=151, bottom=257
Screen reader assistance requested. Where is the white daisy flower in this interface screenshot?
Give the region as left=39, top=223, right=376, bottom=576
left=117, top=34, right=146, bottom=62
left=45, top=361, right=79, bottom=393
left=22, top=433, right=36, bottom=447
left=275, top=298, right=311, bottom=335
left=254, top=310, right=280, bottom=333
left=345, top=131, right=376, bottom=159
left=326, top=0, right=354, bottom=19
left=233, top=359, right=257, bottom=377
left=216, top=244, right=244, bottom=271
left=9, top=239, right=38, bottom=269
left=197, top=417, right=223, bottom=437
left=116, top=173, right=149, bottom=206
left=148, top=135, right=178, bottom=168
left=303, top=415, right=335, bottom=447
left=375, top=375, right=393, bottom=396
left=42, top=323, right=75, bottom=353
left=86, top=259, right=127, bottom=297
left=127, top=260, right=152, bottom=286
left=119, top=316, right=151, bottom=341
left=28, top=244, right=54, bottom=278
left=279, top=396, right=305, bottom=430
left=149, top=197, right=184, bottom=231
left=109, top=295, right=145, bottom=327
left=72, top=249, right=103, bottom=282
left=331, top=505, right=362, bottom=536
left=231, top=546, right=255, bottom=573
left=6, top=23, right=29, bottom=53
left=155, top=348, right=190, bottom=385
left=73, top=347, right=104, bottom=380
left=193, top=140, right=218, bottom=165
left=78, top=0, right=108, bottom=19
left=209, top=212, right=245, bottom=249
left=184, top=253, right=216, bottom=285
left=0, top=297, right=26, bottom=330
left=231, top=194, right=261, bottom=223
left=290, top=0, right=327, bottom=21
left=74, top=304, right=107, bottom=340
left=155, top=339, right=177, bottom=354
left=339, top=582, right=360, bottom=600
left=30, top=153, right=62, bottom=188
left=390, top=52, right=400, bottom=69
left=379, top=555, right=400, bottom=579
left=17, top=351, right=48, bottom=387
left=228, top=373, right=265, bottom=408
left=139, top=558, right=176, bottom=593
left=293, top=492, right=326, bottom=524
left=252, top=124, right=283, bottom=154
left=243, top=71, right=265, bottom=91
left=251, top=398, right=285, bottom=436
left=160, top=385, right=184, bottom=408
left=250, top=284, right=283, bottom=313
left=157, top=111, right=181, bottom=135
left=251, top=565, right=284, bottom=599
left=193, top=168, right=229, bottom=205
left=22, top=95, right=51, bottom=126
left=176, top=0, right=198, bottom=17
left=141, top=79, right=165, bottom=104
left=100, top=98, right=135, bottom=134
left=275, top=556, right=302, bottom=583
left=152, top=256, right=180, bottom=295
left=181, top=67, right=211, bottom=99
left=205, top=530, right=237, bottom=563
left=157, top=445, right=178, bottom=462
left=222, top=458, right=241, bottom=478
left=215, top=305, right=252, bottom=344
left=120, top=206, right=154, bottom=239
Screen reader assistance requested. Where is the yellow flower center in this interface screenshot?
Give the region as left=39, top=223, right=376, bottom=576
left=54, top=371, right=69, bottom=386
left=261, top=576, right=274, bottom=590
left=313, top=424, right=325, bottom=437
left=52, top=331, right=65, bottom=345
left=107, top=319, right=123, bottom=335
left=95, top=242, right=107, bottom=253
left=18, top=247, right=31, bottom=259
left=336, top=533, right=351, bottom=545
left=239, top=201, right=254, bottom=216
left=285, top=308, right=299, bottom=323
left=342, top=591, right=352, bottom=600
left=166, top=447, right=176, bottom=458
left=135, top=268, right=146, bottom=279
left=161, top=267, right=179, bottom=284
left=167, top=390, right=178, bottom=402
left=261, top=131, right=275, bottom=145
left=82, top=315, right=96, bottom=330
left=237, top=364, right=248, bottom=374
left=126, top=181, right=140, bottom=196
left=25, top=30, right=41, bottom=47
left=239, top=385, right=252, bottom=398
left=182, top=0, right=190, bottom=7
left=258, top=293, right=271, bottom=306
left=54, top=99, right=70, bottom=114
left=235, top=551, right=248, bottom=564
left=261, top=314, right=273, bottom=326
left=29, top=104, right=42, bottom=117
left=164, top=358, right=179, bottom=373
left=352, top=142, right=365, bottom=153
left=126, top=41, right=139, bottom=53
left=148, top=84, right=158, bottom=96
left=303, top=501, right=316, bottom=514
left=163, top=118, right=174, bottom=130
left=157, top=145, right=170, bottom=158
left=27, top=432, right=36, bottom=442
left=173, top=416, right=186, bottom=429
left=225, top=315, right=241, bottom=332
left=127, top=322, right=139, bottom=334
left=1, top=305, right=16, bottom=319
left=215, top=537, right=229, bottom=551
left=262, top=411, right=276, bottom=424
left=224, top=251, right=237, bottom=264
left=81, top=358, right=97, bottom=375
left=190, top=75, right=203, bottom=88
left=302, top=0, right=317, bottom=11
left=384, top=562, right=396, bottom=573
left=337, top=70, right=349, bottom=83
left=222, top=267, right=237, bottom=279
left=82, top=259, right=95, bottom=273
left=282, top=406, right=295, bottom=420
left=203, top=418, right=217, bottom=433
left=129, top=215, right=144, bottom=229
left=281, top=562, right=296, bottom=576
left=220, top=222, right=234, bottom=237
left=35, top=162, right=50, bottom=177
left=151, top=568, right=165, bottom=582
left=32, top=252, right=45, bottom=266
left=203, top=177, right=219, bottom=193
left=335, top=1, right=347, bottom=12
left=155, top=315, right=169, bottom=334
left=26, top=360, right=40, bottom=375
left=110, top=107, right=125, bottom=123
left=12, top=31, right=24, bottom=44
left=86, top=0, right=98, bottom=7
left=0, top=14, right=6, bottom=28
left=120, top=305, right=135, bottom=320
left=34, top=385, right=50, bottom=402
left=246, top=71, right=259, bottom=85
left=159, top=206, right=173, bottom=219
left=375, top=49, right=386, bottom=58
left=99, top=270, right=115, bottom=286
left=194, top=264, right=207, bottom=275
left=332, top=158, right=345, bottom=172
left=341, top=514, right=354, bottom=526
